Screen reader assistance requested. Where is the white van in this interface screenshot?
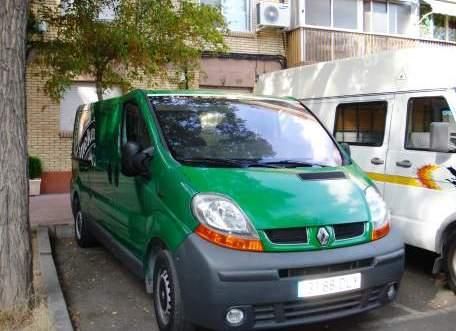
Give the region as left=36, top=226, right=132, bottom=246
left=255, top=48, right=456, bottom=290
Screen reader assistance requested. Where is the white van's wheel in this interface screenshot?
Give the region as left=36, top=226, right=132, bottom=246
left=73, top=197, right=97, bottom=248
left=152, top=250, right=194, bottom=331
left=445, top=233, right=456, bottom=293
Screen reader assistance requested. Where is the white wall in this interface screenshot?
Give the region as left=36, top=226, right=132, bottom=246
left=59, top=83, right=121, bottom=133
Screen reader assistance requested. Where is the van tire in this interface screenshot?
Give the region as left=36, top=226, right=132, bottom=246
left=73, top=198, right=97, bottom=248
left=153, top=250, right=194, bottom=331
left=445, top=232, right=456, bottom=293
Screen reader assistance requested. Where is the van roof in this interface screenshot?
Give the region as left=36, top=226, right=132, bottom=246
left=87, top=90, right=301, bottom=110
left=94, top=89, right=299, bottom=102
left=144, top=89, right=296, bottom=101
left=254, top=48, right=456, bottom=101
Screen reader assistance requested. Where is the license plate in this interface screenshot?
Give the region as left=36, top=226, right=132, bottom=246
left=298, top=273, right=362, bottom=298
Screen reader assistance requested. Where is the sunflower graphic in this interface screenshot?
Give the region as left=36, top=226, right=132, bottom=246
left=417, top=164, right=440, bottom=190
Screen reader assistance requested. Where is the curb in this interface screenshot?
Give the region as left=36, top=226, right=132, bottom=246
left=38, top=226, right=74, bottom=331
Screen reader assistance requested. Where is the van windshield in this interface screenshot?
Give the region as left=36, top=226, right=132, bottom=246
left=150, top=96, right=343, bottom=167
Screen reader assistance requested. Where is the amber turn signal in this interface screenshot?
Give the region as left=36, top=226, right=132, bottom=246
left=372, top=222, right=390, bottom=241
left=195, top=224, right=264, bottom=252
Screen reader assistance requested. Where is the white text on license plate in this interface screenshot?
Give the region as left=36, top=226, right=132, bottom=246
left=298, top=273, right=362, bottom=298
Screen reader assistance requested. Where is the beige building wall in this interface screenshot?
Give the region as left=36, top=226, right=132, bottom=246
left=200, top=0, right=287, bottom=90
left=27, top=68, right=72, bottom=193
left=225, top=0, right=287, bottom=56
left=225, top=29, right=286, bottom=56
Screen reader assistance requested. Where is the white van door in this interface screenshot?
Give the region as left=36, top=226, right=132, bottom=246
left=332, top=97, right=393, bottom=194
left=384, top=91, right=456, bottom=252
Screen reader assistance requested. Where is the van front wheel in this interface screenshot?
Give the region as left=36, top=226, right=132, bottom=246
left=153, top=250, right=194, bottom=331
left=445, top=232, right=456, bottom=293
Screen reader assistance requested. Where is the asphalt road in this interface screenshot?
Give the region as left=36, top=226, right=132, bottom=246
left=54, top=239, right=456, bottom=331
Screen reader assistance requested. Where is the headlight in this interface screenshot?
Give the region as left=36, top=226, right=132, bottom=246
left=365, top=186, right=390, bottom=240
left=192, top=193, right=263, bottom=252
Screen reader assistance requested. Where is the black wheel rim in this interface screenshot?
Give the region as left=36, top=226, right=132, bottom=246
left=156, top=267, right=172, bottom=326
left=75, top=211, right=83, bottom=240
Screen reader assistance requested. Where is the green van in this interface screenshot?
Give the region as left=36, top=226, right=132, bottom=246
left=71, top=90, right=404, bottom=331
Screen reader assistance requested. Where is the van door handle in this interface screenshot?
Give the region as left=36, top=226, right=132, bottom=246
left=371, top=157, right=384, bottom=165
left=396, top=160, right=412, bottom=168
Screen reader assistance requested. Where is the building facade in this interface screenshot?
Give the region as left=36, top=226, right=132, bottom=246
left=287, top=0, right=456, bottom=66
left=27, top=0, right=456, bottom=193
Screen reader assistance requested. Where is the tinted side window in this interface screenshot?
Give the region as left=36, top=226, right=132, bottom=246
left=72, top=108, right=83, bottom=158
left=334, top=101, right=387, bottom=147
left=122, top=103, right=152, bottom=149
left=405, top=96, right=456, bottom=151
left=72, top=105, right=95, bottom=161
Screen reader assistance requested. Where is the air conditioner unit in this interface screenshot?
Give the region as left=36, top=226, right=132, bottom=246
left=257, top=2, right=290, bottom=29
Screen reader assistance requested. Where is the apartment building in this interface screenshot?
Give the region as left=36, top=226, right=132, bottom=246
left=287, top=0, right=456, bottom=66
left=199, top=0, right=287, bottom=92
left=27, top=0, right=456, bottom=193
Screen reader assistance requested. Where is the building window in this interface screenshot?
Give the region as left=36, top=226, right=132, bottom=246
left=61, top=0, right=117, bottom=21
left=405, top=97, right=456, bottom=151
left=334, top=101, right=387, bottom=147
left=420, top=3, right=456, bottom=42
left=371, top=1, right=388, bottom=33
left=334, top=0, right=359, bottom=29
left=364, top=0, right=411, bottom=35
left=389, top=2, right=410, bottom=34
left=200, top=0, right=251, bottom=32
left=305, top=0, right=359, bottom=30
left=450, top=16, right=456, bottom=41
left=306, top=0, right=331, bottom=27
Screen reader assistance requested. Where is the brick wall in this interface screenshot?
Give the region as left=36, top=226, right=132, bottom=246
left=27, top=69, right=70, bottom=172
left=224, top=0, right=287, bottom=56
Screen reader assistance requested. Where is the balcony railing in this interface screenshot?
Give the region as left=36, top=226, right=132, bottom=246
left=287, top=26, right=456, bottom=67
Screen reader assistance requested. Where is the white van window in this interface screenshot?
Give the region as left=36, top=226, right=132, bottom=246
left=406, top=97, right=456, bottom=152
left=334, top=101, right=387, bottom=147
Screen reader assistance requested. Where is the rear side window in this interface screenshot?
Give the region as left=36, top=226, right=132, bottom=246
left=405, top=96, right=456, bottom=151
left=122, top=103, right=152, bottom=150
left=72, top=105, right=95, bottom=161
left=334, top=101, right=387, bottom=147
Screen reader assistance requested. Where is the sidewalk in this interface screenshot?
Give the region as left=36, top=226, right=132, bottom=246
left=30, top=193, right=73, bottom=226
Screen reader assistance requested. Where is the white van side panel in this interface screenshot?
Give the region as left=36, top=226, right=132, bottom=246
left=307, top=91, right=456, bottom=254
left=383, top=90, right=456, bottom=253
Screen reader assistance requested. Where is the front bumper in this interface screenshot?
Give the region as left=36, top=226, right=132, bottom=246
left=173, top=227, right=404, bottom=331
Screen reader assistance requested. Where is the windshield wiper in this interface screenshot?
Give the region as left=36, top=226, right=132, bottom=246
left=236, top=160, right=281, bottom=169
left=177, top=158, right=245, bottom=167
left=177, top=158, right=280, bottom=168
left=259, top=160, right=328, bottom=168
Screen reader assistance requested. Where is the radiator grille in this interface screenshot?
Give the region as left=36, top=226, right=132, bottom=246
left=253, top=285, right=384, bottom=327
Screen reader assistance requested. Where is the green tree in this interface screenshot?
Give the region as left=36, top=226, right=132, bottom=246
left=33, top=0, right=227, bottom=100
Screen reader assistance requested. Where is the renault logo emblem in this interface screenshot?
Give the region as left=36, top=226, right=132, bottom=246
left=317, top=227, right=330, bottom=246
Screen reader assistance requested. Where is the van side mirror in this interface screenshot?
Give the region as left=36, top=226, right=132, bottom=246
left=340, top=142, right=351, bottom=157
left=121, top=142, right=153, bottom=177
left=430, top=122, right=449, bottom=153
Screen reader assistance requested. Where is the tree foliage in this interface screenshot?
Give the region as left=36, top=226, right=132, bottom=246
left=33, top=0, right=227, bottom=100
